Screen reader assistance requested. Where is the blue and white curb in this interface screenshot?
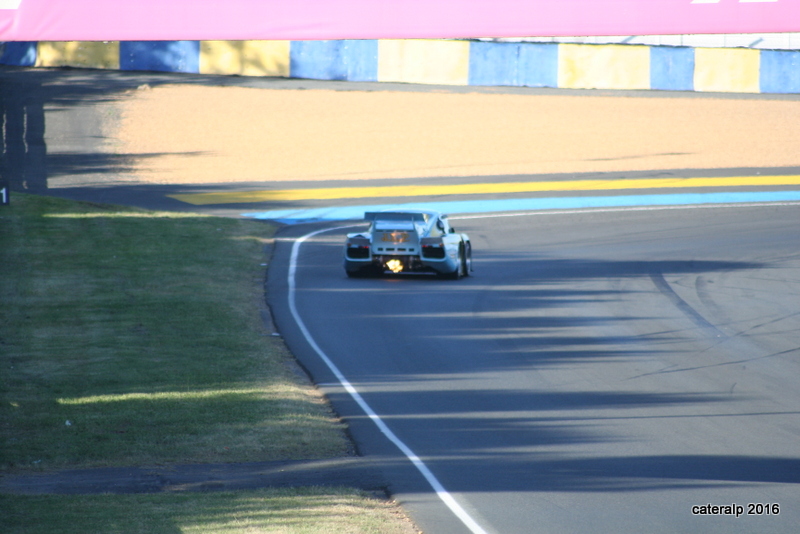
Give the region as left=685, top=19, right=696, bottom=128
left=242, top=190, right=800, bottom=224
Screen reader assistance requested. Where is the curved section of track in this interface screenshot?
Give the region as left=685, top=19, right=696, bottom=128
left=268, top=203, right=800, bottom=534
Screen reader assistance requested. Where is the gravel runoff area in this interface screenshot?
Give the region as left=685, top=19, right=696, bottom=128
left=55, top=82, right=800, bottom=188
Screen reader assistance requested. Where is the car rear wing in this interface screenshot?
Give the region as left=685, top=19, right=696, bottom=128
left=364, top=212, right=429, bottom=222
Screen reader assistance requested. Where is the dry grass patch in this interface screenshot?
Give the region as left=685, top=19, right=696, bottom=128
left=1, top=487, right=420, bottom=534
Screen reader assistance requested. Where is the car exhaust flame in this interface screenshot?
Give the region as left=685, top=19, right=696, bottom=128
left=386, top=259, right=404, bottom=273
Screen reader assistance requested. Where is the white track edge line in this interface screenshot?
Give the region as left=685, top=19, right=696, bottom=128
left=288, top=225, right=489, bottom=534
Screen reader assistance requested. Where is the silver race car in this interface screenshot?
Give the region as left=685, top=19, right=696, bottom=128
left=344, top=209, right=472, bottom=278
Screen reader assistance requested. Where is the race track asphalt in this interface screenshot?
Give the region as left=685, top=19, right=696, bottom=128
left=269, top=204, right=800, bottom=534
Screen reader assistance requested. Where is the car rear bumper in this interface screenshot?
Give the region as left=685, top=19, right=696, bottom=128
left=344, top=253, right=456, bottom=275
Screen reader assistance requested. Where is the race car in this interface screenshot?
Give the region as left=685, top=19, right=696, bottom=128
left=344, top=209, right=472, bottom=278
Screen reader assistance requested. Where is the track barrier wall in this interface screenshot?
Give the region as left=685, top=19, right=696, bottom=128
left=2, top=39, right=799, bottom=94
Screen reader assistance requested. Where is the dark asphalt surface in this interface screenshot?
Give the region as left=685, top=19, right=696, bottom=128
left=267, top=205, right=800, bottom=533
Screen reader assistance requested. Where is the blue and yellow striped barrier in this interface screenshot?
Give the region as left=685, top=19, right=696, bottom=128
left=2, top=39, right=799, bottom=94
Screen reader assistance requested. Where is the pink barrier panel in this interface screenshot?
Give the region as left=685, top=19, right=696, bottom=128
left=1, top=0, right=798, bottom=41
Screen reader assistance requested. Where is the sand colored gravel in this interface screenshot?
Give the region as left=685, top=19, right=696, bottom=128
left=112, top=84, right=800, bottom=184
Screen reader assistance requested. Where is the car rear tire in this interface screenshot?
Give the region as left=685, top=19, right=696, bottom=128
left=443, top=245, right=465, bottom=280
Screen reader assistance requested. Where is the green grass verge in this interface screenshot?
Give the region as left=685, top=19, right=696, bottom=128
left=0, top=487, right=418, bottom=534
left=1, top=194, right=351, bottom=470
left=0, top=193, right=420, bottom=532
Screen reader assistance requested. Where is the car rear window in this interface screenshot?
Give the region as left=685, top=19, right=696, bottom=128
left=374, top=220, right=416, bottom=231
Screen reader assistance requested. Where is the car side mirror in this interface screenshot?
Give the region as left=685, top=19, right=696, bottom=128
left=449, top=227, right=455, bottom=233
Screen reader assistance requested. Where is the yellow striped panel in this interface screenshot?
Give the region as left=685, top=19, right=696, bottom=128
left=200, top=41, right=290, bottom=77
left=36, top=42, right=120, bottom=70
left=378, top=40, right=469, bottom=86
left=694, top=48, right=760, bottom=93
left=558, top=44, right=650, bottom=90
left=169, top=175, right=800, bottom=205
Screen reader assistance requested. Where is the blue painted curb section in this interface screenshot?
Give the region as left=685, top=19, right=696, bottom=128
left=242, top=191, right=800, bottom=224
